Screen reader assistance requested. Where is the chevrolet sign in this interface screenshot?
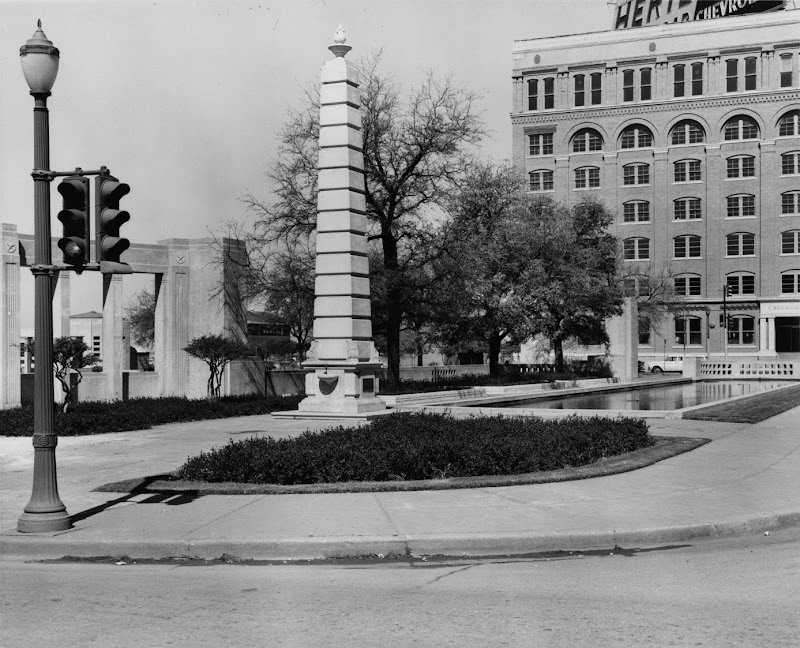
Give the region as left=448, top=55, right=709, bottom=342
left=612, top=0, right=787, bottom=30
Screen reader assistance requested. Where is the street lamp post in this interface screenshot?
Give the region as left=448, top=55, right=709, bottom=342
left=17, top=21, right=72, bottom=533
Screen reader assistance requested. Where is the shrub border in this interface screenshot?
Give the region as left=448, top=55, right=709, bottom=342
left=95, top=435, right=709, bottom=495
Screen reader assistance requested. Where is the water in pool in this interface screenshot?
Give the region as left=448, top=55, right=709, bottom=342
left=500, top=381, right=791, bottom=411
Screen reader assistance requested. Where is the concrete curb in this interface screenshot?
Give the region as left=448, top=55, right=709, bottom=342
left=3, top=510, right=799, bottom=562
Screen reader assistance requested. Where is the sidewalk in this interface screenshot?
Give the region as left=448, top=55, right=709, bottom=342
left=2, top=407, right=799, bottom=561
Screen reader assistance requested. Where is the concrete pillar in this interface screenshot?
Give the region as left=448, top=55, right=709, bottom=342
left=102, top=274, right=124, bottom=401
left=767, top=317, right=777, bottom=353
left=296, top=27, right=385, bottom=416
left=1, top=224, right=21, bottom=409
left=606, top=297, right=638, bottom=382
left=155, top=259, right=191, bottom=398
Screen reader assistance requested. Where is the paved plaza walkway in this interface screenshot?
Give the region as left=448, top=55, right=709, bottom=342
left=1, top=406, right=799, bottom=561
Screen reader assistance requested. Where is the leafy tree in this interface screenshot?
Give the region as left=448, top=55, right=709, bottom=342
left=242, top=51, right=485, bottom=390
left=23, top=337, right=99, bottom=412
left=524, top=197, right=624, bottom=372
left=125, top=288, right=156, bottom=348
left=183, top=334, right=252, bottom=398
left=431, top=162, right=541, bottom=377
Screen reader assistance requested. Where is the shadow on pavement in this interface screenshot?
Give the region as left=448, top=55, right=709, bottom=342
left=70, top=475, right=201, bottom=524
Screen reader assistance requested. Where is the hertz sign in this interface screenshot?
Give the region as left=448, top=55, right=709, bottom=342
left=613, top=0, right=787, bottom=30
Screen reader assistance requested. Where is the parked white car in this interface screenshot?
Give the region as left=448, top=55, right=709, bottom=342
left=643, top=356, right=684, bottom=374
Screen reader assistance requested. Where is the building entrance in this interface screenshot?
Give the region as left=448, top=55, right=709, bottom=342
left=775, top=317, right=800, bottom=353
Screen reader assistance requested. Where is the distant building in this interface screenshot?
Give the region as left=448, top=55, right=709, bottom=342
left=246, top=311, right=292, bottom=361
left=512, top=4, right=800, bottom=361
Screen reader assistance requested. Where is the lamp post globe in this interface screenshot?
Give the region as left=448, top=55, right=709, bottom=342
left=20, top=20, right=60, bottom=95
left=17, top=20, right=72, bottom=533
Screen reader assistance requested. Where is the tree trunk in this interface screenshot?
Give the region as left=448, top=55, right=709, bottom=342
left=553, top=338, right=565, bottom=373
left=382, top=232, right=402, bottom=391
left=488, top=332, right=503, bottom=378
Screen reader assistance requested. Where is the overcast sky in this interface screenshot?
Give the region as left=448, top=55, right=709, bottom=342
left=1, top=0, right=613, bottom=328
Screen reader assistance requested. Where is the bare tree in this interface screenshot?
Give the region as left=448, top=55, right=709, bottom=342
left=242, top=51, right=485, bottom=390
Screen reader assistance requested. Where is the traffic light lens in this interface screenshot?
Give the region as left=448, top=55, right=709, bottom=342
left=63, top=241, right=81, bottom=256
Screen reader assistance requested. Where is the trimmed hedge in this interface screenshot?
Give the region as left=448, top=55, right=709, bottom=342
left=383, top=360, right=614, bottom=395
left=176, top=411, right=653, bottom=484
left=0, top=394, right=303, bottom=437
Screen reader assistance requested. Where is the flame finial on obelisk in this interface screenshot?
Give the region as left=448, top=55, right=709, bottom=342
left=329, top=24, right=351, bottom=58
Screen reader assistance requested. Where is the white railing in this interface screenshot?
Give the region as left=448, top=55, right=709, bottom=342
left=699, top=361, right=798, bottom=379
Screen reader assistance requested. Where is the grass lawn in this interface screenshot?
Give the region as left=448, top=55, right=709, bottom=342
left=683, top=383, right=800, bottom=424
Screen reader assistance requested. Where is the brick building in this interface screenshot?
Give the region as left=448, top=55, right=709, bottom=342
left=512, top=4, right=800, bottom=362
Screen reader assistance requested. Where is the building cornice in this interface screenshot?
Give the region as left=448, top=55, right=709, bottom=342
left=510, top=91, right=800, bottom=126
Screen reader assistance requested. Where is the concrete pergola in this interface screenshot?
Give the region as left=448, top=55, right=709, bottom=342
left=1, top=222, right=254, bottom=409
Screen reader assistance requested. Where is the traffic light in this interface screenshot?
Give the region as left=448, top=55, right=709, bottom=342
left=95, top=174, right=132, bottom=274
left=719, top=313, right=726, bottom=328
left=56, top=176, right=90, bottom=271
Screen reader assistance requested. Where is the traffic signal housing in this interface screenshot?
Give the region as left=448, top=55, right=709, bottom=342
left=95, top=174, right=132, bottom=274
left=57, top=176, right=90, bottom=271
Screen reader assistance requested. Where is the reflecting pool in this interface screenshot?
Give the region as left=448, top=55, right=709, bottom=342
left=498, top=381, right=792, bottom=411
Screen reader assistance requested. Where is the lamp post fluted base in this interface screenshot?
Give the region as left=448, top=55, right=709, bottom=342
left=17, top=445, right=72, bottom=533
left=17, top=510, right=72, bottom=533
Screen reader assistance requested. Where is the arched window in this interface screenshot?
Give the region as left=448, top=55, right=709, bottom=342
left=727, top=195, right=756, bottom=219
left=675, top=315, right=702, bottom=346
left=623, top=200, right=650, bottom=223
left=726, top=155, right=755, bottom=179
left=620, top=125, right=653, bottom=149
left=623, top=237, right=649, bottom=261
left=728, top=316, right=755, bottom=346
left=674, top=197, right=702, bottom=221
left=726, top=272, right=756, bottom=296
left=778, top=110, right=800, bottom=137
left=674, top=274, right=702, bottom=296
left=529, top=170, right=553, bottom=192
left=673, top=235, right=702, bottom=259
left=723, top=116, right=759, bottom=141
left=782, top=230, right=800, bottom=255
left=782, top=192, right=800, bottom=216
left=623, top=163, right=650, bottom=185
left=574, top=167, right=600, bottom=189
left=670, top=120, right=705, bottom=145
left=571, top=128, right=603, bottom=153
left=726, top=232, right=756, bottom=257
left=674, top=159, right=701, bottom=182
left=782, top=270, right=800, bottom=294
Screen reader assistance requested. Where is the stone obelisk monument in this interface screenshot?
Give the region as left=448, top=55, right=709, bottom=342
left=296, top=27, right=386, bottom=417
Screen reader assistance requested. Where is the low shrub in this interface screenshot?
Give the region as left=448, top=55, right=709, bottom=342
left=0, top=394, right=303, bottom=437
left=176, top=411, right=653, bottom=484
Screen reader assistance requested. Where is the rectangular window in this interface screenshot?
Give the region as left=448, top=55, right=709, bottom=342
left=544, top=77, right=554, bottom=109
left=783, top=193, right=800, bottom=215
left=591, top=73, right=602, bottom=105
left=640, top=68, right=652, bottom=101
left=675, top=318, right=702, bottom=346
left=624, top=238, right=649, bottom=260
left=782, top=231, right=800, bottom=255
left=781, top=54, right=793, bottom=88
left=782, top=154, right=799, bottom=175
left=783, top=272, right=800, bottom=294
left=529, top=133, right=553, bottom=156
left=688, top=160, right=701, bottom=181
left=574, top=74, right=585, bottom=107
left=624, top=165, right=649, bottom=185
left=674, top=162, right=687, bottom=183
left=727, top=196, right=755, bottom=218
left=745, top=57, right=757, bottom=91
left=623, top=69, right=634, bottom=102
left=673, top=64, right=685, bottom=97
left=623, top=202, right=649, bottom=222
left=575, top=167, right=600, bottom=189
left=726, top=59, right=738, bottom=93
left=675, top=276, right=701, bottom=296
left=527, top=79, right=538, bottom=111
left=675, top=198, right=701, bottom=220
left=727, top=157, right=755, bottom=179
left=691, top=62, right=703, bottom=96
